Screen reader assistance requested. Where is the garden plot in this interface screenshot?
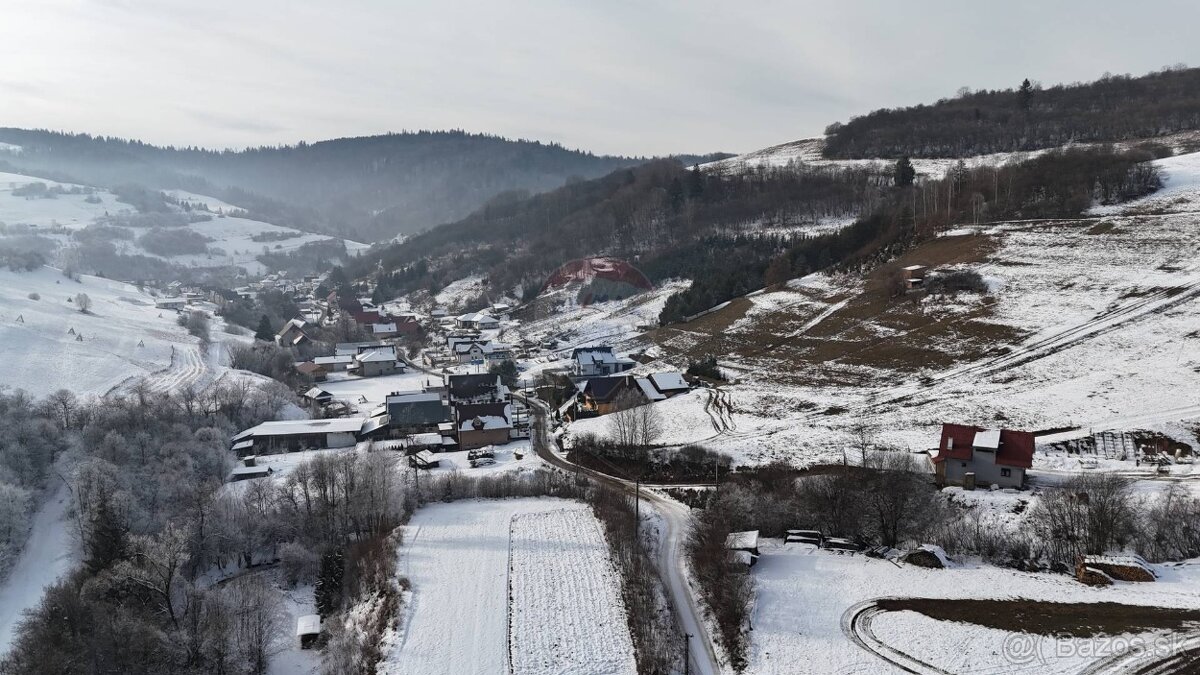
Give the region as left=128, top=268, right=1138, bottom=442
left=381, top=499, right=635, bottom=675
left=509, top=508, right=636, bottom=675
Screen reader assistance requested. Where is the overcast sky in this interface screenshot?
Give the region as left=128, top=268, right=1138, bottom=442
left=2, top=0, right=1198, bottom=157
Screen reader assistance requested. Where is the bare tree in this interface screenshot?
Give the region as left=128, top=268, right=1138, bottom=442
left=606, top=389, right=661, bottom=448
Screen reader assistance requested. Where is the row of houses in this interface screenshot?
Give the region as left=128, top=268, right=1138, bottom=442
left=231, top=372, right=526, bottom=460
left=295, top=341, right=407, bottom=381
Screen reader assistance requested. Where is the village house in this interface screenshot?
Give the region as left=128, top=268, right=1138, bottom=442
left=578, top=375, right=645, bottom=415
left=455, top=402, right=513, bottom=450
left=313, top=354, right=355, bottom=372
left=648, top=371, right=689, bottom=397
left=335, top=341, right=392, bottom=356
left=154, top=297, right=188, bottom=311
left=294, top=362, right=327, bottom=382
left=386, top=391, right=452, bottom=433
left=447, top=373, right=509, bottom=405
left=571, top=346, right=635, bottom=378
left=453, top=340, right=513, bottom=364
left=454, top=312, right=500, bottom=330
left=930, top=423, right=1035, bottom=489
left=275, top=318, right=311, bottom=347
left=352, top=347, right=404, bottom=377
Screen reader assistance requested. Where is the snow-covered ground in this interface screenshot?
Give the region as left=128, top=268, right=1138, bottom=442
left=746, top=540, right=1200, bottom=674
left=380, top=498, right=635, bottom=675
left=509, top=508, right=636, bottom=675
left=0, top=266, right=211, bottom=397
left=568, top=153, right=1200, bottom=468
left=0, top=171, right=366, bottom=277
left=703, top=137, right=1048, bottom=181
left=0, top=479, right=74, bottom=655
left=0, top=172, right=130, bottom=229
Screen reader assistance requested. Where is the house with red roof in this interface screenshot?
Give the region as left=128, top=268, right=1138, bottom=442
left=930, top=423, right=1034, bottom=489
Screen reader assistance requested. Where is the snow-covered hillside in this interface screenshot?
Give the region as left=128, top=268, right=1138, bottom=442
left=0, top=266, right=231, bottom=397
left=0, top=171, right=368, bottom=277
left=571, top=152, right=1200, bottom=468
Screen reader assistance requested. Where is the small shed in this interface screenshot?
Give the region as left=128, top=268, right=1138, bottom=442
left=409, top=450, right=440, bottom=469
left=901, top=264, right=928, bottom=289
left=725, top=530, right=760, bottom=556
left=229, top=465, right=271, bottom=482
left=297, top=614, right=322, bottom=649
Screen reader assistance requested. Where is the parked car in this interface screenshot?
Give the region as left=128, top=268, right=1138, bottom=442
left=470, top=457, right=496, bottom=468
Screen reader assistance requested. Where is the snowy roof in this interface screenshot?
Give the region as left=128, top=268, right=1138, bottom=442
left=386, top=391, right=441, bottom=404
left=232, top=418, right=366, bottom=441
left=973, top=429, right=1001, bottom=449
left=304, top=387, right=331, bottom=399
left=1082, top=554, right=1152, bottom=570
left=357, top=348, right=398, bottom=363
left=456, top=312, right=498, bottom=324
left=649, top=371, right=689, bottom=392
left=457, top=402, right=512, bottom=431
left=372, top=323, right=398, bottom=333
left=725, top=530, right=760, bottom=550
left=231, top=439, right=254, bottom=451
left=296, top=615, right=321, bottom=636
left=903, top=264, right=928, bottom=271
left=635, top=377, right=667, bottom=402
left=314, top=354, right=355, bottom=365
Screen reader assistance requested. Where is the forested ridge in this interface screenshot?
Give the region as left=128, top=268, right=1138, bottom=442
left=0, top=129, right=723, bottom=242
left=823, top=65, right=1200, bottom=159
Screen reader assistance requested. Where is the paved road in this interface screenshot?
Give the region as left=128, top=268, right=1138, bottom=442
left=518, top=392, right=723, bottom=675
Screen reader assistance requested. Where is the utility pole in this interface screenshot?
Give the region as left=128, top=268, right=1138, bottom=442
left=634, top=476, right=640, bottom=532
left=683, top=632, right=693, bottom=675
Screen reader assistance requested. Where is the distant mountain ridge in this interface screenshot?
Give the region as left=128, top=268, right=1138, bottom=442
left=0, top=128, right=726, bottom=242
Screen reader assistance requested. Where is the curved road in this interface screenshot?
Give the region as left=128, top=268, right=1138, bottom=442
left=519, top=392, right=723, bottom=675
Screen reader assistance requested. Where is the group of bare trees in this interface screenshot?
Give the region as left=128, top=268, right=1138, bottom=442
left=0, top=381, right=297, bottom=675
left=607, top=389, right=664, bottom=447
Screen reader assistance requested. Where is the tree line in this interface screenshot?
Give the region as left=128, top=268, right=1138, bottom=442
left=824, top=66, right=1200, bottom=159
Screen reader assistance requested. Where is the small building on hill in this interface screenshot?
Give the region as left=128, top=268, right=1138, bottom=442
left=297, top=615, right=322, bottom=649
left=313, top=354, right=355, bottom=372
left=295, top=362, right=328, bottom=382
left=930, top=423, right=1034, bottom=489
left=902, top=264, right=929, bottom=290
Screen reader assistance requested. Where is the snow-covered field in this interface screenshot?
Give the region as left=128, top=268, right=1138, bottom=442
left=509, top=508, right=636, bottom=675
left=381, top=499, right=634, bottom=675
left=746, top=540, right=1200, bottom=674
left=0, top=170, right=367, bottom=277
left=0, top=266, right=212, bottom=397
left=703, top=137, right=1048, bottom=181
left=0, top=172, right=129, bottom=228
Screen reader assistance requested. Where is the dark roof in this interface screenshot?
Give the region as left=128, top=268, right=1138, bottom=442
left=935, top=423, right=1035, bottom=469
left=448, top=373, right=501, bottom=399
left=455, top=402, right=510, bottom=424
left=583, top=376, right=637, bottom=403
left=571, top=346, right=613, bottom=359
left=388, top=399, right=451, bottom=427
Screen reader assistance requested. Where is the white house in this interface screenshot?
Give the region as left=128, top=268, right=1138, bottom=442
left=455, top=312, right=500, bottom=330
